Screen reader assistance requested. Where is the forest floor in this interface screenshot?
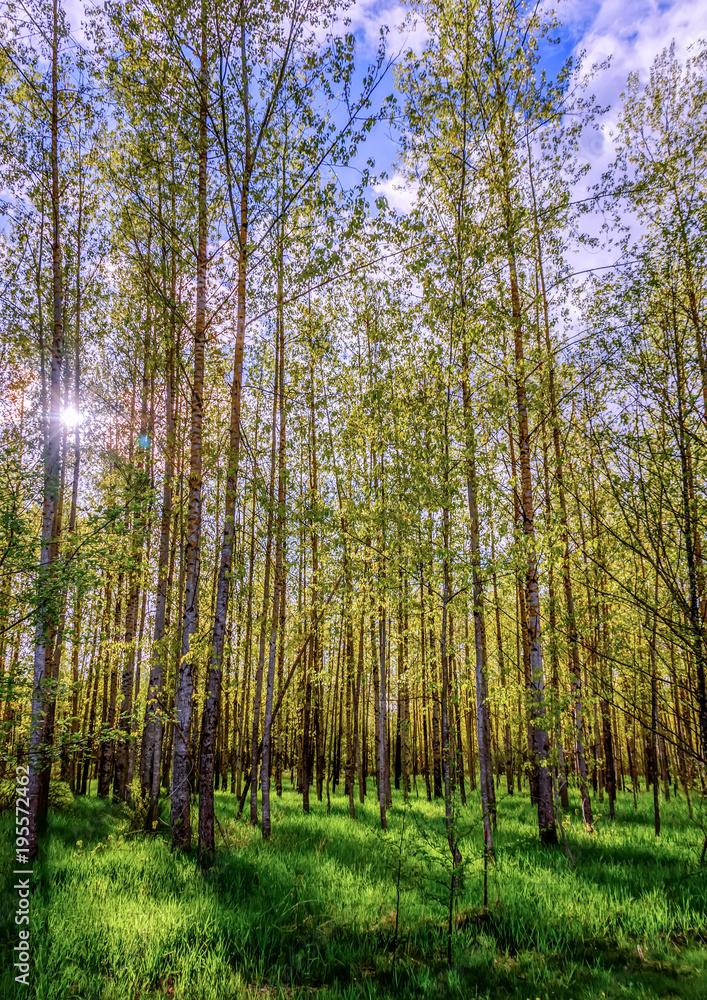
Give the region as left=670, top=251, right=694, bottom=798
left=1, top=782, right=706, bottom=999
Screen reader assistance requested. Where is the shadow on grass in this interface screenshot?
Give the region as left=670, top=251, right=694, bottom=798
left=1, top=787, right=705, bottom=999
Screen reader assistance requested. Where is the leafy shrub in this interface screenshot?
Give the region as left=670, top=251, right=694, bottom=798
left=0, top=778, right=74, bottom=813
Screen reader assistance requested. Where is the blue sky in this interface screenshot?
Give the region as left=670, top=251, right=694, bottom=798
left=60, top=0, right=703, bottom=264
left=336, top=0, right=704, bottom=209
left=62, top=0, right=703, bottom=198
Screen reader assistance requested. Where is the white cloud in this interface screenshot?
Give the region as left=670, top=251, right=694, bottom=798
left=571, top=0, right=705, bottom=171
left=555, top=0, right=705, bottom=288
left=372, top=171, right=418, bottom=212
left=63, top=0, right=89, bottom=48
left=332, top=0, right=429, bottom=59
left=575, top=0, right=704, bottom=79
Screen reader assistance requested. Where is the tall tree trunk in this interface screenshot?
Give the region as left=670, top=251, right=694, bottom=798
left=420, top=569, right=432, bottom=801
left=378, top=599, right=388, bottom=831
left=172, top=18, right=208, bottom=850
left=355, top=610, right=365, bottom=802
left=248, top=359, right=279, bottom=828
left=81, top=585, right=111, bottom=795
left=114, top=318, right=150, bottom=802
left=301, top=659, right=312, bottom=813
left=499, top=120, right=556, bottom=841
left=650, top=636, right=661, bottom=838
left=427, top=575, right=443, bottom=800
left=198, top=18, right=252, bottom=861
left=440, top=489, right=462, bottom=881
left=506, top=409, right=534, bottom=796
left=344, top=540, right=356, bottom=817
left=461, top=343, right=494, bottom=855
left=261, top=220, right=287, bottom=841
left=140, top=322, right=175, bottom=824
left=98, top=574, right=123, bottom=797
left=27, top=0, right=64, bottom=860
left=490, top=531, right=513, bottom=795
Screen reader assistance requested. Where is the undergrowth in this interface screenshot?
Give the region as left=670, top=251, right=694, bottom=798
left=1, top=782, right=705, bottom=999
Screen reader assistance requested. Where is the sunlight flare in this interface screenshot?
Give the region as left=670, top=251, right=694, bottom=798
left=62, top=406, right=82, bottom=429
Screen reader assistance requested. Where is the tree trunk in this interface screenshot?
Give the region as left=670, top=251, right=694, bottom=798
left=501, top=138, right=556, bottom=842
left=98, top=574, right=123, bottom=797
left=140, top=324, right=175, bottom=823
left=461, top=343, right=494, bottom=854
left=27, top=0, right=64, bottom=860
left=261, top=224, right=287, bottom=840
left=172, top=18, right=208, bottom=850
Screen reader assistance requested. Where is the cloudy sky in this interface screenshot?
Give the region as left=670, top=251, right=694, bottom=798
left=62, top=0, right=703, bottom=160
left=61, top=0, right=702, bottom=218
left=336, top=0, right=704, bottom=209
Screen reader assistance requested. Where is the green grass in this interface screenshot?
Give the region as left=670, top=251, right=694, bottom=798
left=1, top=781, right=706, bottom=999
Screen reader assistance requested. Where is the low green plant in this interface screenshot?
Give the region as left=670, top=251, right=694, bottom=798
left=0, top=784, right=704, bottom=999
left=0, top=778, right=74, bottom=813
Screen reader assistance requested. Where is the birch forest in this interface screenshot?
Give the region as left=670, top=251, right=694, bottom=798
left=1, top=0, right=706, bottom=997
